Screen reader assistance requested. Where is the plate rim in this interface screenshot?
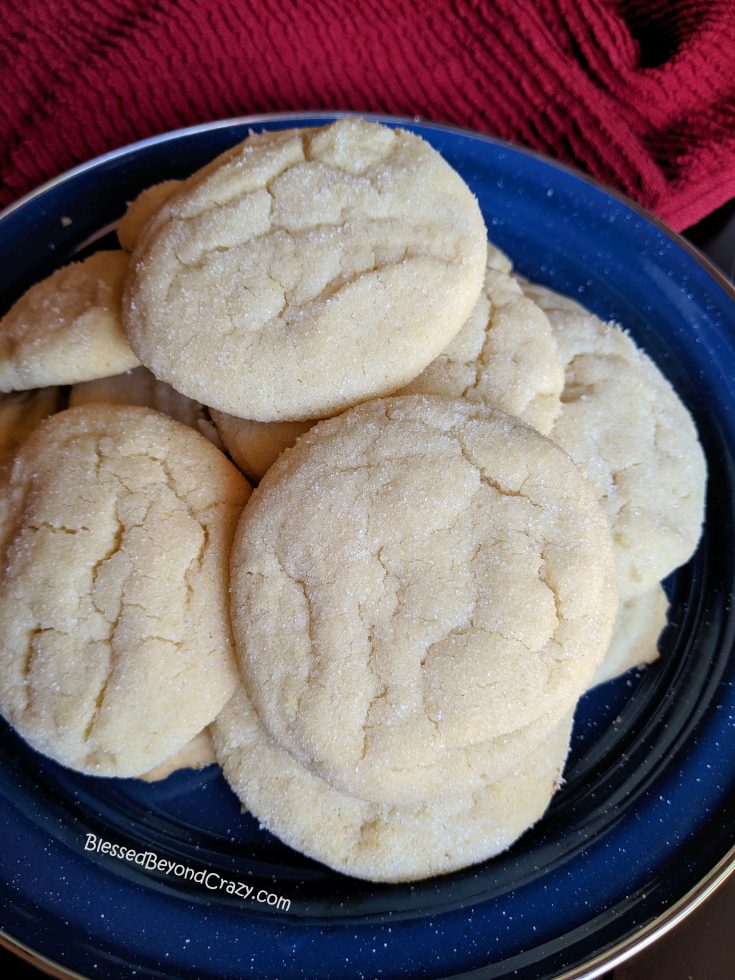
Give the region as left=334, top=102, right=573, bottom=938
left=1, top=109, right=734, bottom=980
left=0, top=929, right=83, bottom=980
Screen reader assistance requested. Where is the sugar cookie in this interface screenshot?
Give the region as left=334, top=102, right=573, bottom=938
left=0, top=406, right=251, bottom=777
left=521, top=281, right=707, bottom=598
left=230, top=395, right=617, bottom=804
left=124, top=119, right=487, bottom=421
left=0, top=251, right=139, bottom=392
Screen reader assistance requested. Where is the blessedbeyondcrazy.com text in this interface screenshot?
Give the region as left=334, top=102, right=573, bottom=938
left=84, top=833, right=291, bottom=911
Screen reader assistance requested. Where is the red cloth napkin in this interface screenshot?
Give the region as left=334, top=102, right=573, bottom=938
left=1, top=0, right=734, bottom=230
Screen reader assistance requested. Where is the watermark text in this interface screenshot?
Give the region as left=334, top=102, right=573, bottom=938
left=84, top=833, right=291, bottom=911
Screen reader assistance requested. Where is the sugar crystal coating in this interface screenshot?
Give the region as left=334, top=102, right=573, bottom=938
left=123, top=119, right=487, bottom=421
left=0, top=405, right=251, bottom=777
left=230, top=395, right=617, bottom=804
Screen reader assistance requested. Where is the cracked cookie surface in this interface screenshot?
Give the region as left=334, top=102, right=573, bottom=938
left=521, top=281, right=707, bottom=598
left=123, top=119, right=487, bottom=421
left=213, top=684, right=573, bottom=882
left=400, top=245, right=563, bottom=434
left=0, top=251, right=139, bottom=392
left=0, top=405, right=251, bottom=777
left=230, top=395, right=617, bottom=804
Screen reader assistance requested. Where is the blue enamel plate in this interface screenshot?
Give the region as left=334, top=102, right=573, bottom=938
left=1, top=113, right=734, bottom=979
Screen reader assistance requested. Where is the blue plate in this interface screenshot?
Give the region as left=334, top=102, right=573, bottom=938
left=1, top=113, right=734, bottom=979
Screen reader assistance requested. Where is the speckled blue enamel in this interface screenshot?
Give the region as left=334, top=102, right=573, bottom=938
left=1, top=114, right=734, bottom=979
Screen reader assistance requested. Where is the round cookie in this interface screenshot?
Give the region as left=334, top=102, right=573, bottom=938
left=230, top=395, right=617, bottom=804
left=140, top=728, right=216, bottom=782
left=399, top=244, right=563, bottom=434
left=124, top=119, right=487, bottom=421
left=213, top=685, right=574, bottom=883
left=520, top=280, right=707, bottom=598
left=590, top=585, right=668, bottom=688
left=117, top=180, right=181, bottom=252
left=0, top=251, right=139, bottom=392
left=0, top=405, right=251, bottom=777
left=0, top=388, right=64, bottom=468
left=70, top=366, right=221, bottom=448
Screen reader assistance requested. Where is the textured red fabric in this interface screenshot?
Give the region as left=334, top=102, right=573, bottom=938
left=1, top=0, right=734, bottom=230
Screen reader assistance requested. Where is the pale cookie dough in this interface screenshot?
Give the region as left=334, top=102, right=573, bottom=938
left=231, top=395, right=617, bottom=805
left=210, top=412, right=312, bottom=482
left=520, top=281, right=706, bottom=598
left=0, top=388, right=64, bottom=468
left=140, top=728, right=216, bottom=782
left=0, top=405, right=251, bottom=777
left=399, top=245, right=563, bottom=434
left=0, top=251, right=139, bottom=392
left=117, top=180, right=181, bottom=252
left=213, top=685, right=574, bottom=882
left=70, top=367, right=221, bottom=448
left=590, top=585, right=668, bottom=688
left=124, top=118, right=487, bottom=421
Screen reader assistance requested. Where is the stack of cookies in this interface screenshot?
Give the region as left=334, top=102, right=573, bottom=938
left=0, top=119, right=707, bottom=881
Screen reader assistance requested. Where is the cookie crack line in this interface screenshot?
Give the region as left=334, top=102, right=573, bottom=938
left=26, top=522, right=91, bottom=535
left=538, top=545, right=563, bottom=644
left=83, top=474, right=128, bottom=743
left=165, top=128, right=302, bottom=224
left=273, top=553, right=317, bottom=734
left=171, top=124, right=398, bottom=226
left=357, top=545, right=397, bottom=764
left=154, top=133, right=464, bottom=310
left=21, top=627, right=62, bottom=715
left=454, top=435, right=544, bottom=512
left=459, top=295, right=497, bottom=400
left=165, top=222, right=453, bottom=317
left=83, top=668, right=110, bottom=744
left=146, top=450, right=212, bottom=609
